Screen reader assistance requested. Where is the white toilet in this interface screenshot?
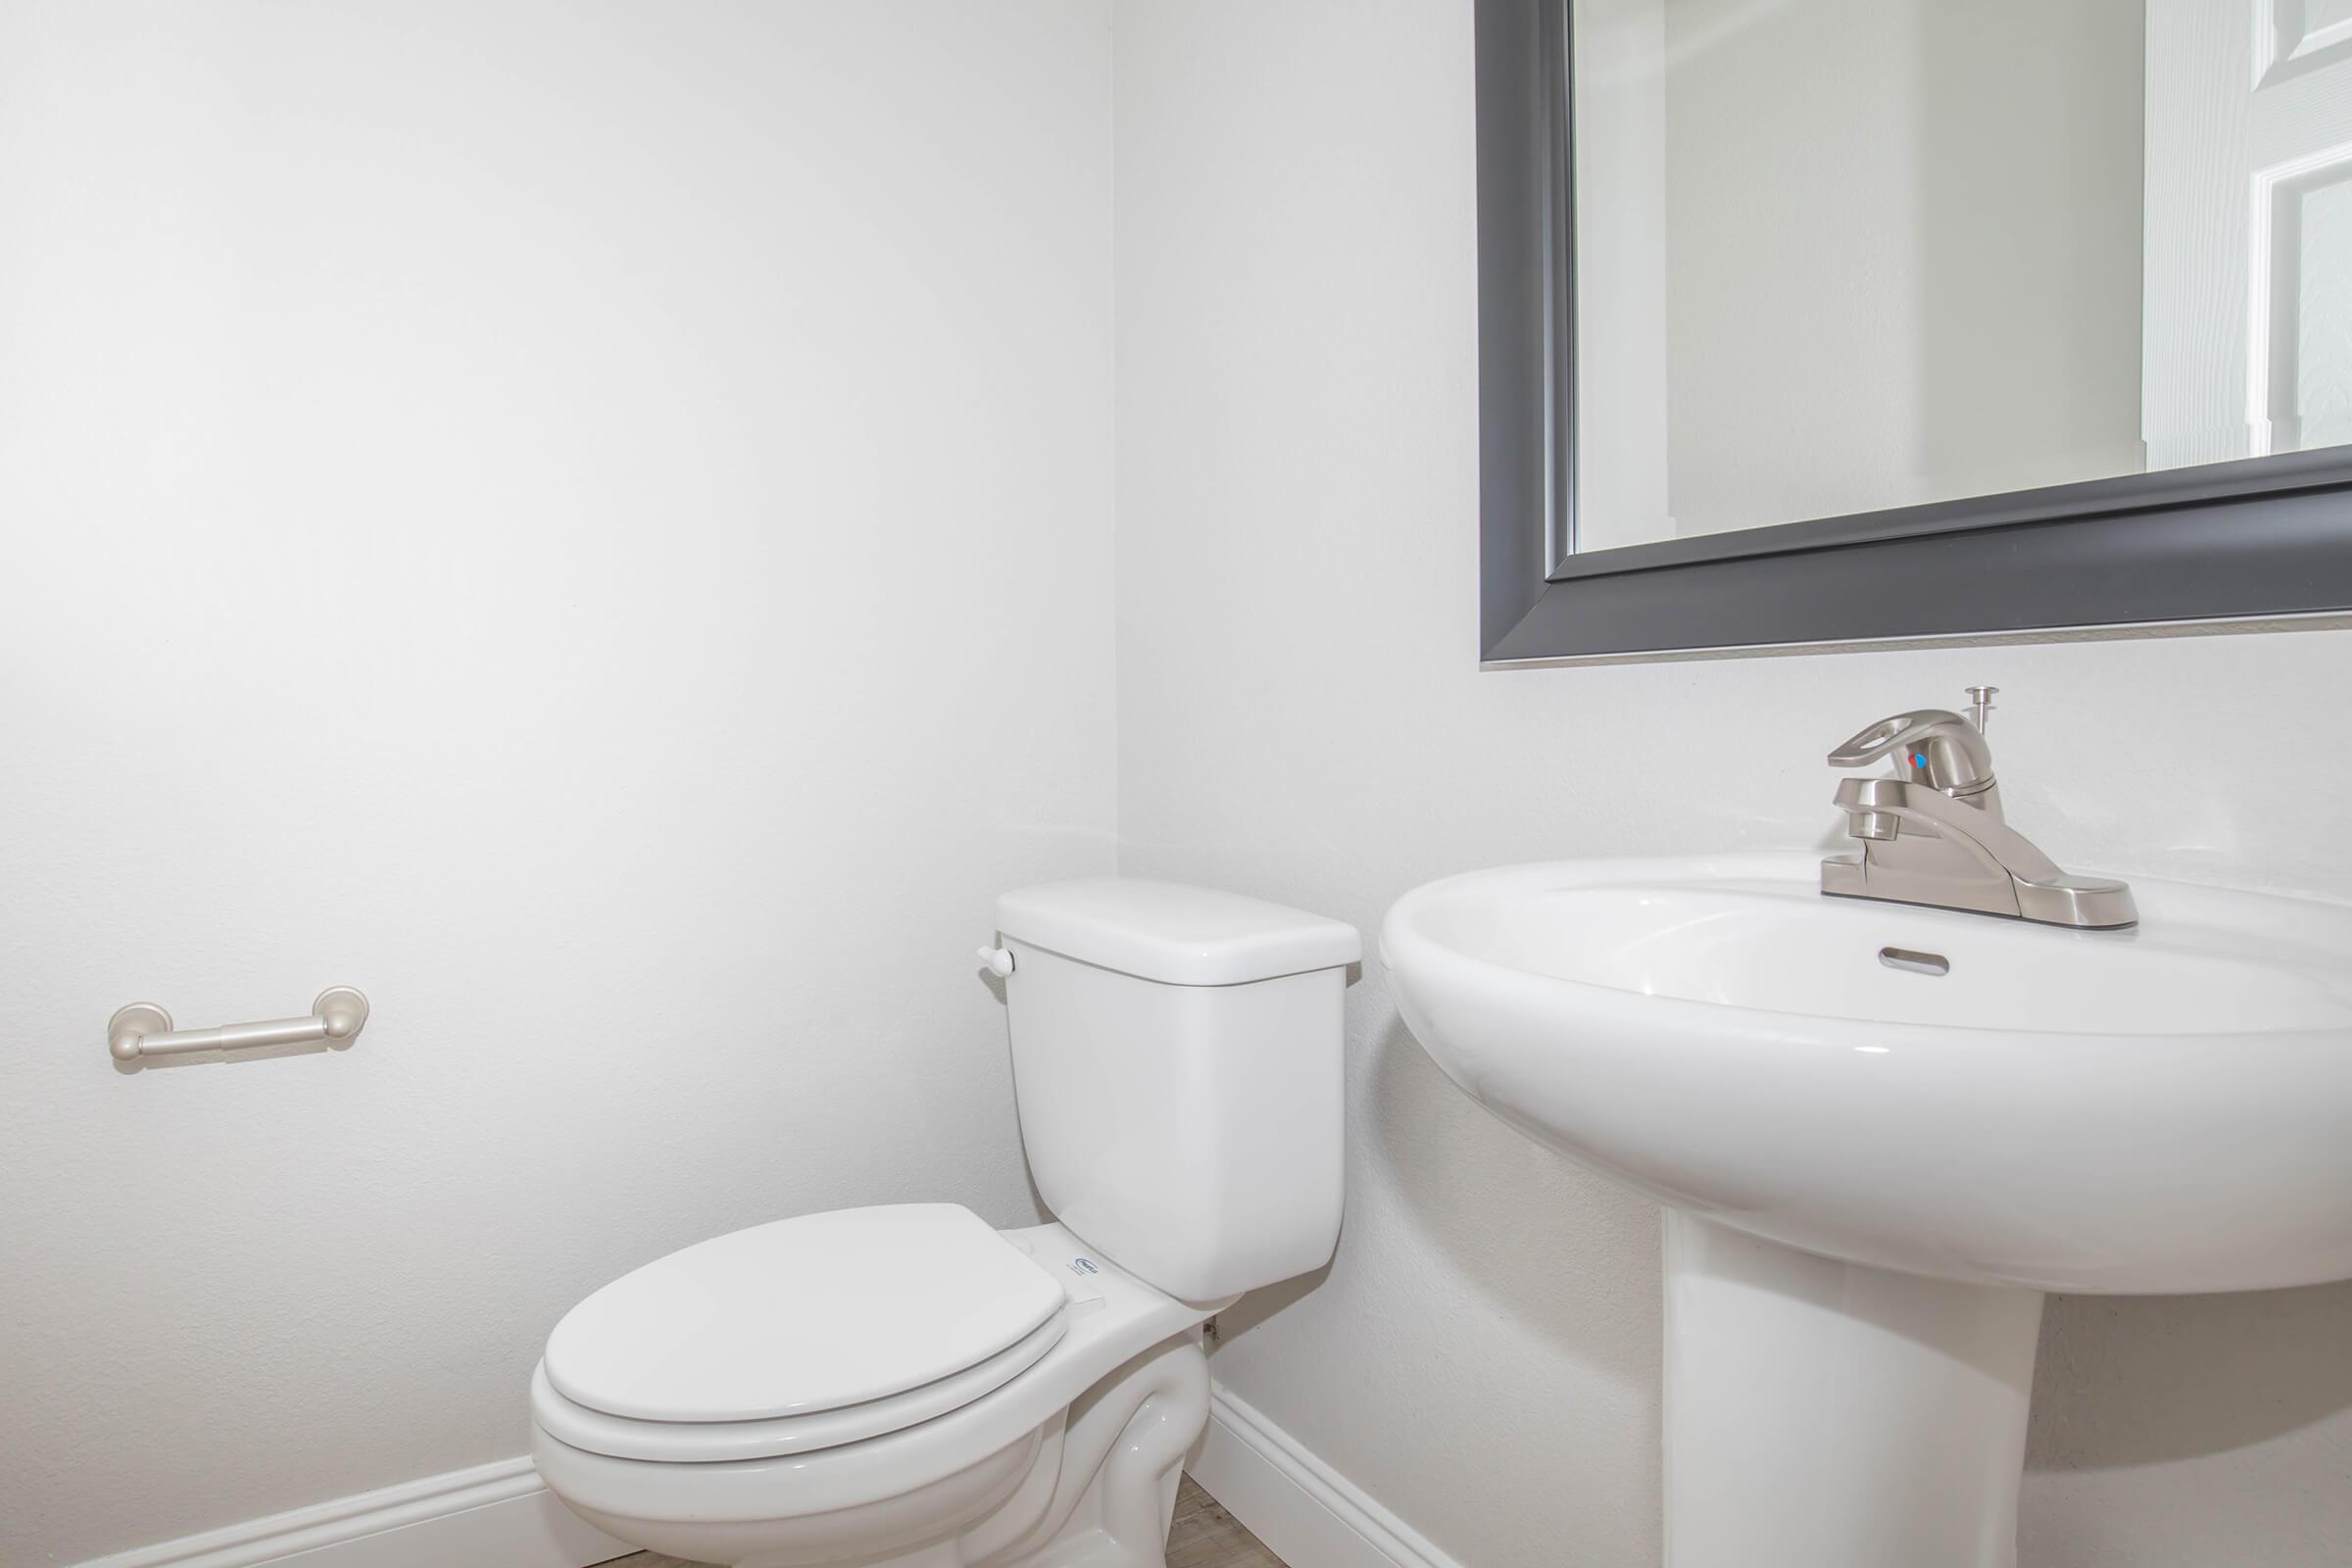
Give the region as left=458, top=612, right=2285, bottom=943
left=529, top=879, right=1358, bottom=1568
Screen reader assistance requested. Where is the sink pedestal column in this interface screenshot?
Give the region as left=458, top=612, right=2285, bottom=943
left=1662, top=1213, right=2045, bottom=1568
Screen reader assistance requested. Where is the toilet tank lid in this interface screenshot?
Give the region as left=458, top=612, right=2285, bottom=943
left=996, top=878, right=1360, bottom=986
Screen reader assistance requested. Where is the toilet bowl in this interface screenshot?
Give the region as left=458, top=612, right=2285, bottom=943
left=532, top=1210, right=1217, bottom=1568
left=531, top=1212, right=1213, bottom=1560
left=531, top=879, right=1359, bottom=1568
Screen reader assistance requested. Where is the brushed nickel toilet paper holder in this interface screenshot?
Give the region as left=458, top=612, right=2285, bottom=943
left=109, top=987, right=370, bottom=1067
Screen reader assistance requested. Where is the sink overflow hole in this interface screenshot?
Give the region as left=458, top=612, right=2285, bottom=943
left=1878, top=946, right=1950, bottom=977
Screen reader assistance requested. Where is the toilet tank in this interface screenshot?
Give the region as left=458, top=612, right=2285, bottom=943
left=992, top=879, right=1359, bottom=1304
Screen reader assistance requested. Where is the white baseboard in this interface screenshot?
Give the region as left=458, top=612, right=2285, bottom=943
left=71, top=1456, right=633, bottom=1568
left=1191, top=1383, right=1463, bottom=1568
left=74, top=1389, right=1437, bottom=1568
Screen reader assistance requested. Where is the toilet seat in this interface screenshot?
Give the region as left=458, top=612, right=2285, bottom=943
left=538, top=1203, right=1073, bottom=1461
left=530, top=1307, right=1069, bottom=1461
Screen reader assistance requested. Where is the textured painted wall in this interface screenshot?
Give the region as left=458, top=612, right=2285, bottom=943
left=1111, top=2, right=2352, bottom=1564
left=0, top=4, right=1110, bottom=1561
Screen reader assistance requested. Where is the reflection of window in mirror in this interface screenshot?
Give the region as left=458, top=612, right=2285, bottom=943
left=1568, top=0, right=2352, bottom=553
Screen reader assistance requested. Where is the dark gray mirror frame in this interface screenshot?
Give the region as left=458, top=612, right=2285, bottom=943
left=1477, top=0, right=2352, bottom=664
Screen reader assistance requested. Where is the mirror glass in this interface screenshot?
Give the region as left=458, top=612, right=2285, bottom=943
left=1569, top=0, right=2352, bottom=554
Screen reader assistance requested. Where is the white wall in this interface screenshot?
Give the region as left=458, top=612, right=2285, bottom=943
left=1113, top=4, right=2352, bottom=1566
left=0, top=4, right=1111, bottom=1562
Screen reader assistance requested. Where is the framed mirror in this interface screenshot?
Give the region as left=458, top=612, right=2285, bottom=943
left=1477, top=0, right=2352, bottom=662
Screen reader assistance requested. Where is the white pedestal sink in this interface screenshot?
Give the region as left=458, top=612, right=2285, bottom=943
left=1381, top=854, right=2352, bottom=1568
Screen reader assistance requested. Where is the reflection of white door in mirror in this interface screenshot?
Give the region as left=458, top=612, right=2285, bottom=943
left=2145, top=0, right=2352, bottom=468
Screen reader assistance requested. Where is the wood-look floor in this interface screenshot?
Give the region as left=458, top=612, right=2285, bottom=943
left=600, top=1474, right=1284, bottom=1568
left=1164, top=1476, right=1285, bottom=1568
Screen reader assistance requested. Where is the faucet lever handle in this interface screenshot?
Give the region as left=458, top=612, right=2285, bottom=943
left=1827, top=710, right=1976, bottom=769
left=1827, top=709, right=1998, bottom=798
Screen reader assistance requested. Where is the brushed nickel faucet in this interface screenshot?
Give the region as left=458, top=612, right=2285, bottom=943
left=1820, top=687, right=2136, bottom=929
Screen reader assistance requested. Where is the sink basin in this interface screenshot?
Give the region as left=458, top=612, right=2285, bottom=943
left=1382, top=852, right=2352, bottom=1294
left=1382, top=853, right=2352, bottom=1568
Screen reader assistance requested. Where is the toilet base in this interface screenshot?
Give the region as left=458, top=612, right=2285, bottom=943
left=542, top=1332, right=1209, bottom=1568
left=979, top=1338, right=1198, bottom=1568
